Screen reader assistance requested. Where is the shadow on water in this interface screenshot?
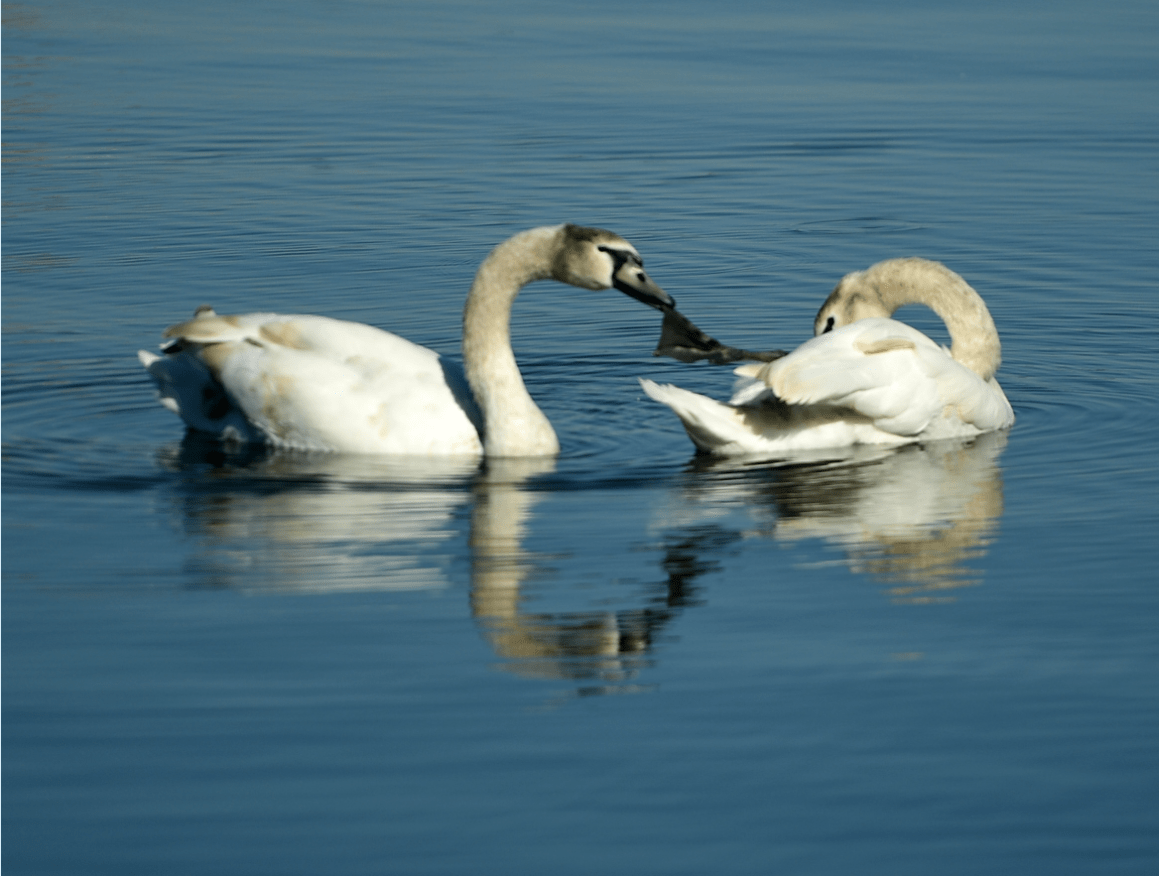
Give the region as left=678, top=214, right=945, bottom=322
left=158, top=429, right=1009, bottom=692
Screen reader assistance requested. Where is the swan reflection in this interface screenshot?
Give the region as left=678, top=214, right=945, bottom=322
left=469, top=459, right=701, bottom=688
left=162, top=437, right=696, bottom=689
left=159, top=437, right=477, bottom=592
left=469, top=459, right=641, bottom=684
left=656, top=432, right=1008, bottom=602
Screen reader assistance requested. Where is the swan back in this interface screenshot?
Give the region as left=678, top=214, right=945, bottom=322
left=814, top=257, right=1002, bottom=381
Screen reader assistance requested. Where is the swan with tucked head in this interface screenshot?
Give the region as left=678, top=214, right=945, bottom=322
left=140, top=224, right=672, bottom=456
left=641, top=257, right=1013, bottom=456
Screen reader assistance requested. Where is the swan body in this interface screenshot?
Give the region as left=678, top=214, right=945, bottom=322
left=642, top=257, right=1013, bottom=456
left=140, top=224, right=672, bottom=456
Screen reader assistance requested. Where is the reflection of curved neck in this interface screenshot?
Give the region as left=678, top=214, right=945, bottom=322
left=468, top=458, right=554, bottom=641
left=462, top=227, right=560, bottom=457
left=467, top=459, right=636, bottom=680
left=468, top=466, right=544, bottom=623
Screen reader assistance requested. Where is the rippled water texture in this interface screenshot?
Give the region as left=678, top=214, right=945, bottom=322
left=4, top=1, right=1159, bottom=874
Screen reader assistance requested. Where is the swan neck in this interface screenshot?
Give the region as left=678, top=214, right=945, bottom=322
left=462, top=226, right=562, bottom=456
left=867, top=259, right=1003, bottom=380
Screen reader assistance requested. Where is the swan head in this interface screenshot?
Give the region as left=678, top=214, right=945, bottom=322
left=812, top=267, right=895, bottom=336
left=551, top=224, right=674, bottom=311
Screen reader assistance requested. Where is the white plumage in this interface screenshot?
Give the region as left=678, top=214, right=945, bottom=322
left=139, top=224, right=672, bottom=457
left=641, top=257, right=1014, bottom=456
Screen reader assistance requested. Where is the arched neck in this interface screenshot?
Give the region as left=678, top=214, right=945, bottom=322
left=858, top=259, right=1003, bottom=380
left=462, top=226, right=562, bottom=456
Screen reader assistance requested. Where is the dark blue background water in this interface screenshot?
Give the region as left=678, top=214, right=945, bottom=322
left=5, top=1, right=1158, bottom=873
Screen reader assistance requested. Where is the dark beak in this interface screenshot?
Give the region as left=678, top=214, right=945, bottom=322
left=612, top=261, right=675, bottom=311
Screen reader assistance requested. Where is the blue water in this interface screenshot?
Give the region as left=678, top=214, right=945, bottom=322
left=5, top=1, right=1159, bottom=873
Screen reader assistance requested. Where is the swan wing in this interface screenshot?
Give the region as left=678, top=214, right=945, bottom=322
left=144, top=314, right=483, bottom=454
left=736, top=318, right=1011, bottom=436
left=642, top=376, right=909, bottom=455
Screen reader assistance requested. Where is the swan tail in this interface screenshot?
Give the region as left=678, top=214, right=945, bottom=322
left=639, top=378, right=756, bottom=455
left=138, top=347, right=263, bottom=444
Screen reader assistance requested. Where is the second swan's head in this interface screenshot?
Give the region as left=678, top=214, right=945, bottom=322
left=551, top=224, right=675, bottom=311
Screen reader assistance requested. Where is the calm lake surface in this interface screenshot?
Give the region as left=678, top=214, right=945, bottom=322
left=4, top=1, right=1158, bottom=873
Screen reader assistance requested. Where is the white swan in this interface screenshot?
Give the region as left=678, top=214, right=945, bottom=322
left=641, top=257, right=1014, bottom=456
left=139, top=224, right=672, bottom=456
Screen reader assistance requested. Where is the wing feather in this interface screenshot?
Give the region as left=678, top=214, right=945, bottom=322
left=151, top=313, right=483, bottom=454
left=735, top=318, right=964, bottom=437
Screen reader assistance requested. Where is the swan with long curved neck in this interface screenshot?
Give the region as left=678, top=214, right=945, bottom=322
left=139, top=224, right=672, bottom=456
left=641, top=257, right=1013, bottom=456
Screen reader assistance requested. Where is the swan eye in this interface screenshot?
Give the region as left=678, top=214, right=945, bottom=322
left=823, top=316, right=836, bottom=333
